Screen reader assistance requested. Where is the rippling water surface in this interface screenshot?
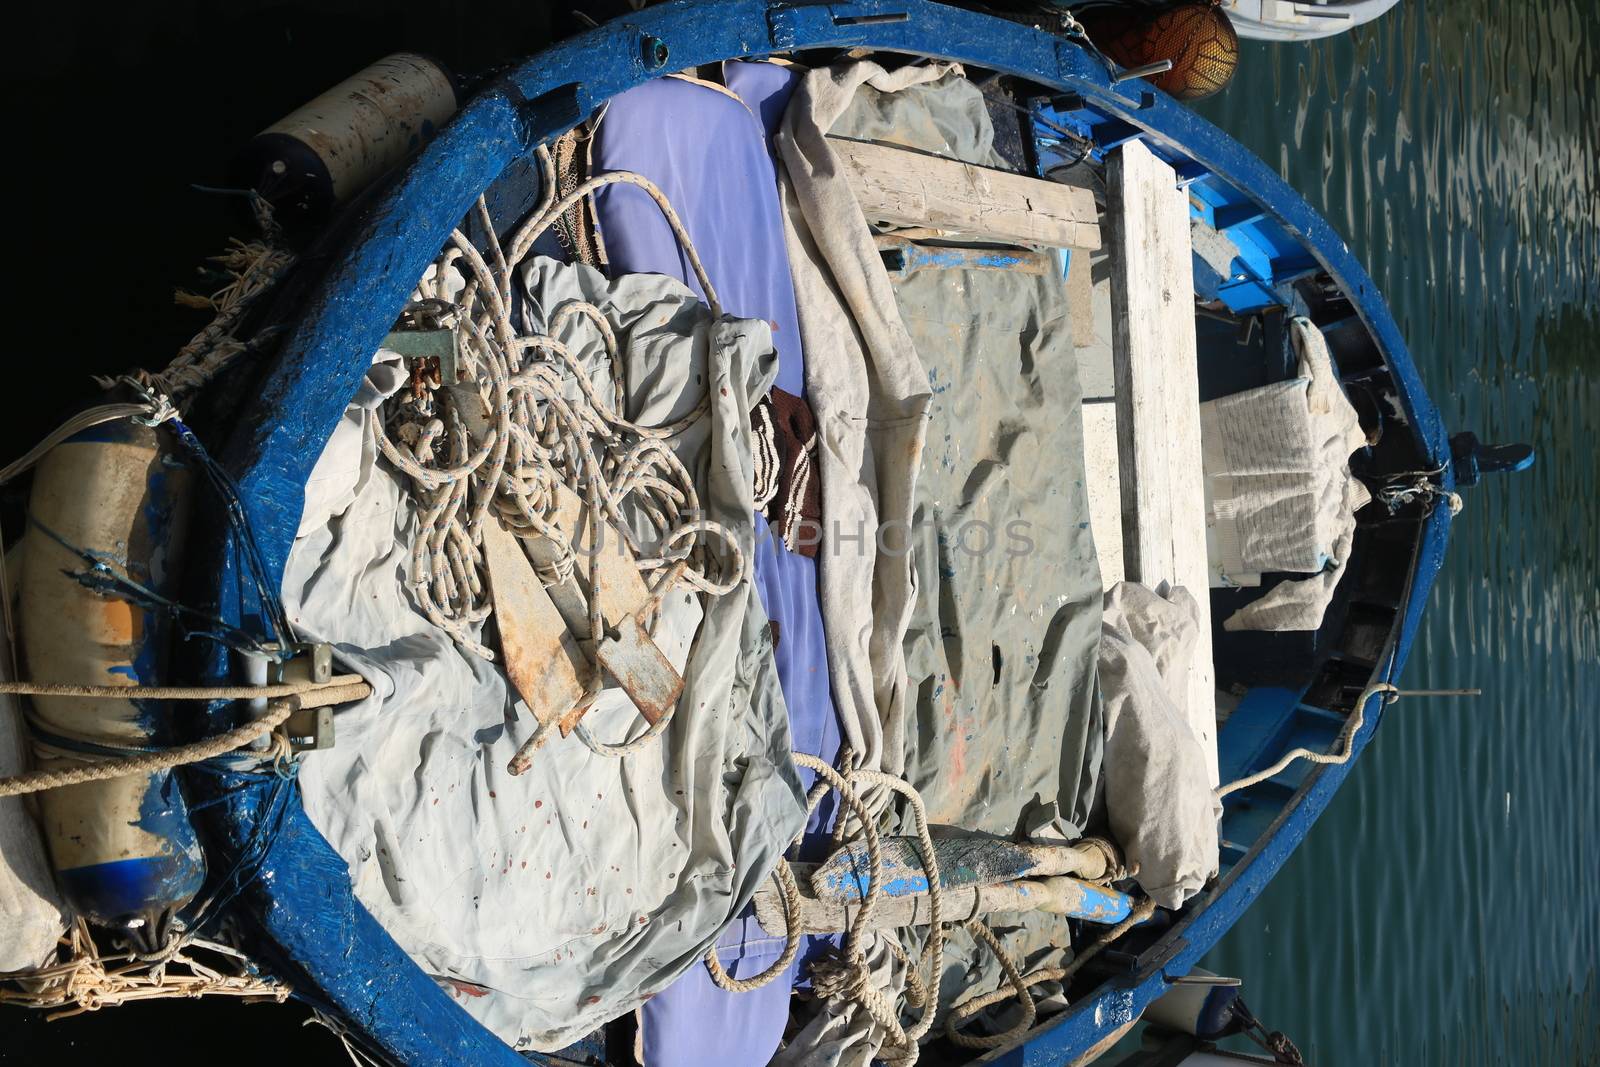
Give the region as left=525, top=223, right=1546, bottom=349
left=1189, top=3, right=1600, bottom=1063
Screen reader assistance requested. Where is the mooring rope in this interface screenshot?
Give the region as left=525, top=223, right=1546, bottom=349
left=1214, top=680, right=1398, bottom=800
left=944, top=897, right=1160, bottom=1049
left=703, top=752, right=946, bottom=1064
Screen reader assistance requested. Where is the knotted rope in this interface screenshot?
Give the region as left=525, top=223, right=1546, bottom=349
left=944, top=897, right=1160, bottom=1049
left=704, top=752, right=945, bottom=1065
left=0, top=919, right=290, bottom=1020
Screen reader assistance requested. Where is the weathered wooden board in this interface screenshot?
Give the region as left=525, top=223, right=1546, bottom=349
left=831, top=136, right=1102, bottom=251
left=1081, top=402, right=1125, bottom=590
left=1106, top=139, right=1218, bottom=785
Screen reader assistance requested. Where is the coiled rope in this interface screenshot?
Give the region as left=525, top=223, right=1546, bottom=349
left=704, top=752, right=945, bottom=1064
left=378, top=148, right=745, bottom=761
left=944, top=897, right=1160, bottom=1049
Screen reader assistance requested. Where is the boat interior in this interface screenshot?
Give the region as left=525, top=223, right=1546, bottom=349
left=0, top=11, right=1461, bottom=1066
left=276, top=50, right=1446, bottom=1058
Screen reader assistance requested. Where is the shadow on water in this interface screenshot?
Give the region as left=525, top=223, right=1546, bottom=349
left=1189, top=1, right=1600, bottom=1064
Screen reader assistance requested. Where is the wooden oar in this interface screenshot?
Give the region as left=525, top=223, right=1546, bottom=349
left=755, top=863, right=1133, bottom=935
left=810, top=835, right=1116, bottom=903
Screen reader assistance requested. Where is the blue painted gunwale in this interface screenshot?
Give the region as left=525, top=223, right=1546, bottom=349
left=179, top=3, right=1453, bottom=1063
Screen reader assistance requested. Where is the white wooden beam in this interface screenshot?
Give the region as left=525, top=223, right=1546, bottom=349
left=830, top=136, right=1102, bottom=251
left=1106, top=139, right=1218, bottom=785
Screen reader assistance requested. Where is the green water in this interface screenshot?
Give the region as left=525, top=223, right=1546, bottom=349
left=1189, top=4, right=1600, bottom=1064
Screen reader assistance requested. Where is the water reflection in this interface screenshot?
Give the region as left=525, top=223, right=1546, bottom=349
left=1194, top=1, right=1599, bottom=1063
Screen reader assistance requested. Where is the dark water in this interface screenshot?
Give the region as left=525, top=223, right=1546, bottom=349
left=1192, top=4, right=1600, bottom=1064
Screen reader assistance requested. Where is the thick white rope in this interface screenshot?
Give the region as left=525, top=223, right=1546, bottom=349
left=944, top=897, right=1160, bottom=1049
left=1215, top=681, right=1398, bottom=800
left=704, top=752, right=946, bottom=1064
left=0, top=676, right=370, bottom=798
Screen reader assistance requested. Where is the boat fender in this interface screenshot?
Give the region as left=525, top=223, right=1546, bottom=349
left=1142, top=969, right=1243, bottom=1040
left=18, top=421, right=205, bottom=948
left=1078, top=2, right=1240, bottom=101
left=230, top=53, right=458, bottom=227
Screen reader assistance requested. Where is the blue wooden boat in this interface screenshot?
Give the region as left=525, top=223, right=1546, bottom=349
left=0, top=2, right=1529, bottom=1064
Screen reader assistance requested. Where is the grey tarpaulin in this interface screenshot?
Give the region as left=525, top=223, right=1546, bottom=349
left=877, top=69, right=1107, bottom=1049
left=891, top=241, right=1104, bottom=840
left=284, top=257, right=806, bottom=1050
left=1202, top=316, right=1372, bottom=631
left=773, top=65, right=1103, bottom=1063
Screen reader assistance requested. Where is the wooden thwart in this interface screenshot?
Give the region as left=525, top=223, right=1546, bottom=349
left=1106, top=139, right=1219, bottom=785
left=831, top=136, right=1102, bottom=251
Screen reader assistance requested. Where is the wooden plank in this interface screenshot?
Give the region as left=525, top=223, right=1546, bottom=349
left=830, top=136, right=1102, bottom=251
left=1066, top=247, right=1097, bottom=349
left=1106, top=139, right=1218, bottom=785
left=1081, top=402, right=1124, bottom=591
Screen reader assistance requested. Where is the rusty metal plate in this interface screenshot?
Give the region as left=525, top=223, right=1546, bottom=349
left=482, top=517, right=587, bottom=727
left=525, top=482, right=651, bottom=640
left=595, top=614, right=684, bottom=728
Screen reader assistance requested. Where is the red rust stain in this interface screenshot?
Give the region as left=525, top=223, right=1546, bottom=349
left=535, top=800, right=543, bottom=808
left=943, top=688, right=967, bottom=781
left=521, top=861, right=527, bottom=869
left=489, top=790, right=497, bottom=798
left=442, top=978, right=490, bottom=999
left=587, top=996, right=601, bottom=1006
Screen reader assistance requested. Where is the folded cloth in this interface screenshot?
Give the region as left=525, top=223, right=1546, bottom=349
left=775, top=59, right=956, bottom=784
left=1098, top=582, right=1221, bottom=909
left=1202, top=317, right=1372, bottom=631
left=589, top=68, right=848, bottom=1066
